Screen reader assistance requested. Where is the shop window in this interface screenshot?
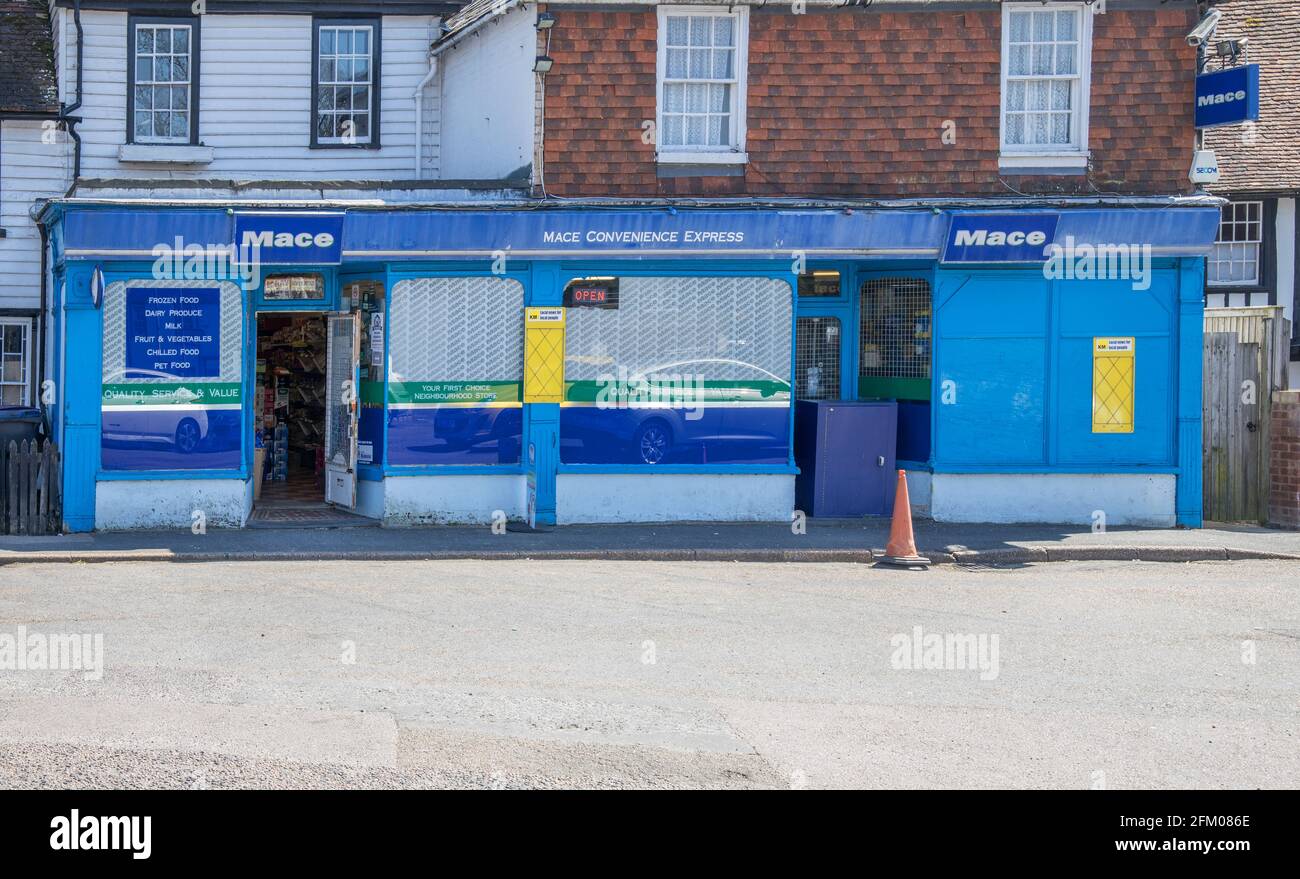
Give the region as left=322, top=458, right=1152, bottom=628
left=387, top=277, right=524, bottom=466
left=128, top=17, right=199, bottom=145
left=1208, top=201, right=1263, bottom=287
left=312, top=18, right=381, bottom=148
left=656, top=5, right=748, bottom=164
left=860, top=278, right=932, bottom=401
left=999, top=2, right=1092, bottom=169
left=797, top=271, right=841, bottom=298
left=0, top=319, right=31, bottom=406
left=562, top=276, right=791, bottom=465
left=100, top=280, right=244, bottom=471
left=795, top=316, right=841, bottom=400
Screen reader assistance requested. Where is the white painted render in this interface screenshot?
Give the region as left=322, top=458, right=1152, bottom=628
left=0, top=121, right=69, bottom=310
left=929, top=473, right=1176, bottom=527
left=903, top=469, right=931, bottom=518
left=70, top=11, right=442, bottom=181
left=437, top=4, right=536, bottom=181
left=556, top=473, right=795, bottom=524
left=95, top=478, right=249, bottom=530
left=382, top=474, right=527, bottom=525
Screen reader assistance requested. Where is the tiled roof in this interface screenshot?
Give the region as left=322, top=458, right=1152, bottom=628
left=0, top=0, right=59, bottom=115
left=1204, top=0, right=1300, bottom=194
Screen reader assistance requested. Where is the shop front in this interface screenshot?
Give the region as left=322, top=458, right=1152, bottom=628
left=39, top=199, right=1219, bottom=531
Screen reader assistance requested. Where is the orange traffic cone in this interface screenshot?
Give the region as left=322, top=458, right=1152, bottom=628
left=879, top=470, right=930, bottom=569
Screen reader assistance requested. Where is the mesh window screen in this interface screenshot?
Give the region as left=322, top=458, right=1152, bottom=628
left=795, top=316, right=841, bottom=400
left=860, top=278, right=932, bottom=383
left=389, top=277, right=524, bottom=381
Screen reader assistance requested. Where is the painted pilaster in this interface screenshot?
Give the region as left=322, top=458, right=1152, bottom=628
left=1176, top=257, right=1205, bottom=527
left=60, top=263, right=101, bottom=532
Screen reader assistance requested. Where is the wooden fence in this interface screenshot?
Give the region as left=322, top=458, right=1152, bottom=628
left=0, top=439, right=62, bottom=535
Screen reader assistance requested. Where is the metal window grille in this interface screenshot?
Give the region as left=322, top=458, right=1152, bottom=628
left=859, top=279, right=931, bottom=380
left=1208, top=201, right=1263, bottom=286
left=795, top=316, right=841, bottom=400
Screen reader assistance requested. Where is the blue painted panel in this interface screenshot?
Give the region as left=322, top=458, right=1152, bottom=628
left=101, top=409, right=242, bottom=471
left=1056, top=273, right=1177, bottom=335
left=560, top=406, right=789, bottom=465
left=1057, top=335, right=1172, bottom=465
left=937, top=273, right=1049, bottom=337
left=387, top=407, right=522, bottom=466
left=897, top=400, right=931, bottom=462
left=358, top=405, right=384, bottom=467
left=936, top=338, right=1047, bottom=465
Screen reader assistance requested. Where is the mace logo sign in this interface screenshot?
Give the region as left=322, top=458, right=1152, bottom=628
left=1194, top=64, right=1260, bottom=129
left=941, top=213, right=1059, bottom=264
left=233, top=212, right=345, bottom=265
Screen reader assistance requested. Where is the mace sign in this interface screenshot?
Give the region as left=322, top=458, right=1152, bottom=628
left=232, top=212, right=344, bottom=265
left=941, top=213, right=1059, bottom=264
left=1194, top=64, right=1260, bottom=129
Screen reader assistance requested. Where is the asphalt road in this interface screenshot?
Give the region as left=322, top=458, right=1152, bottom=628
left=1, top=558, right=1296, bottom=789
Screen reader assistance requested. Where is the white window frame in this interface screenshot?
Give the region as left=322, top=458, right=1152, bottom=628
left=0, top=318, right=33, bottom=407
left=131, top=22, right=195, bottom=146
left=315, top=22, right=377, bottom=146
left=655, top=5, right=749, bottom=165
left=999, top=1, right=1093, bottom=170
left=1208, top=200, right=1264, bottom=288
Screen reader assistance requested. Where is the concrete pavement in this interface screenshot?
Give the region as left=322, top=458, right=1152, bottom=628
left=2, top=518, right=1300, bottom=565
left=1, top=557, right=1297, bottom=788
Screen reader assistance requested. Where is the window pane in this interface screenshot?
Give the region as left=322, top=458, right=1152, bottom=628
left=353, top=86, right=369, bottom=110
left=338, top=59, right=352, bottom=82
left=134, top=110, right=152, bottom=139
left=666, top=48, right=687, bottom=78
left=136, top=27, right=153, bottom=54
left=690, top=16, right=710, bottom=46
left=355, top=29, right=369, bottom=54
left=1010, top=45, right=1030, bottom=76
left=1056, top=10, right=1076, bottom=41
left=173, top=55, right=189, bottom=82
left=318, top=86, right=335, bottom=111
left=174, top=27, right=189, bottom=53
left=338, top=29, right=352, bottom=54
left=667, top=16, right=688, bottom=46
left=709, top=83, right=728, bottom=112
left=1051, top=113, right=1070, bottom=143
left=154, top=111, right=170, bottom=138
left=317, top=114, right=334, bottom=139
left=715, top=16, right=734, bottom=47
left=320, top=59, right=336, bottom=83
left=1029, top=80, right=1049, bottom=111
left=1055, top=45, right=1076, bottom=75
left=1032, top=11, right=1053, bottom=42
left=321, top=28, right=335, bottom=54
left=685, top=114, right=705, bottom=145
left=4, top=325, right=25, bottom=352
left=354, top=58, right=370, bottom=83
left=154, top=57, right=171, bottom=82
left=156, top=28, right=171, bottom=53
left=712, top=48, right=732, bottom=79
left=689, top=48, right=708, bottom=79
left=134, top=85, right=152, bottom=110
left=1032, top=44, right=1052, bottom=75
left=1050, top=80, right=1071, bottom=110
left=685, top=82, right=707, bottom=113
left=1007, top=81, right=1025, bottom=111
left=707, top=115, right=724, bottom=146
left=1006, top=113, right=1025, bottom=145
left=170, top=111, right=187, bottom=138
left=1010, top=12, right=1031, bottom=42
left=353, top=114, right=369, bottom=138
left=337, top=86, right=352, bottom=110
left=663, top=82, right=684, bottom=112
left=662, top=114, right=683, bottom=146
left=135, top=58, right=151, bottom=82
left=173, top=85, right=188, bottom=110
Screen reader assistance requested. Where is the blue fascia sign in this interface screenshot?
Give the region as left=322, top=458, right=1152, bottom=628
left=124, top=286, right=222, bottom=379
left=232, top=211, right=344, bottom=265
left=1195, top=64, right=1260, bottom=129
left=941, top=213, right=1059, bottom=264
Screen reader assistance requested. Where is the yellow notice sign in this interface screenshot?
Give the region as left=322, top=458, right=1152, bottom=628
left=524, top=307, right=566, bottom=403
left=1092, top=337, right=1135, bottom=433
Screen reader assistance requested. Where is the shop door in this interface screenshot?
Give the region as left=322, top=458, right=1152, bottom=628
left=324, top=312, right=361, bottom=508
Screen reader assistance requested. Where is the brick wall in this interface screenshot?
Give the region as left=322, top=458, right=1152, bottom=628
left=540, top=5, right=1198, bottom=199
left=1269, top=390, right=1300, bottom=529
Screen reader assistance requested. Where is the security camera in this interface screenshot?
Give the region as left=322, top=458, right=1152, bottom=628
left=1186, top=8, right=1222, bottom=48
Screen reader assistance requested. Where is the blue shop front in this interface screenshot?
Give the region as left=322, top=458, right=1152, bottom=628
left=37, top=198, right=1218, bottom=531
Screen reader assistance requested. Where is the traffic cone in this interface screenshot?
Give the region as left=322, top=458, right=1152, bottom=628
left=879, top=470, right=930, bottom=569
